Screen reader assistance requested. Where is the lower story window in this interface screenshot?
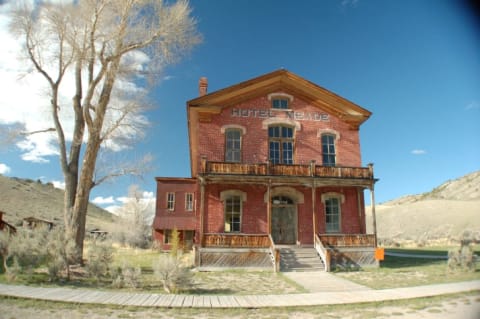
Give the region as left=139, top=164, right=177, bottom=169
left=325, top=197, right=340, bottom=232
left=225, top=196, right=241, bottom=232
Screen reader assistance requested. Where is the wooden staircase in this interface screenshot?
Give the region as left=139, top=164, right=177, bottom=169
left=279, top=246, right=325, bottom=272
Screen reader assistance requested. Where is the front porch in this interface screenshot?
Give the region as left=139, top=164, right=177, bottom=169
left=195, top=233, right=377, bottom=272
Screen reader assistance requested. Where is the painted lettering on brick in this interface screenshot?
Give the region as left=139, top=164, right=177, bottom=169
left=231, top=109, right=329, bottom=122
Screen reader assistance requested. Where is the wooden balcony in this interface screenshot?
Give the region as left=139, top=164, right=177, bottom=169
left=201, top=160, right=373, bottom=180
left=318, top=234, right=376, bottom=247
left=202, top=233, right=270, bottom=248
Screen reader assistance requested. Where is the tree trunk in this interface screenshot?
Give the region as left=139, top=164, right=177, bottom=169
left=69, top=136, right=100, bottom=263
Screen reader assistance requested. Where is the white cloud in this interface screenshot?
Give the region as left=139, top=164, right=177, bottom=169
left=0, top=163, right=11, bottom=174
left=92, top=196, right=116, bottom=205
left=51, top=180, right=65, bottom=189
left=411, top=149, right=427, bottom=155
left=104, top=205, right=122, bottom=215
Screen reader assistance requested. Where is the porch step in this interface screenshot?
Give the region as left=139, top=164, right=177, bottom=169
left=279, top=247, right=324, bottom=272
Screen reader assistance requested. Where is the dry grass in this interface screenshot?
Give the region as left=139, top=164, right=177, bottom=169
left=336, top=249, right=480, bottom=289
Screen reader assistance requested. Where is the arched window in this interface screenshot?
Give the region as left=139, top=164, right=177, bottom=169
left=321, top=134, right=336, bottom=166
left=269, top=125, right=294, bottom=164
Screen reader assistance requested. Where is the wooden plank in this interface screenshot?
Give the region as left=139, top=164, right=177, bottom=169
left=216, top=295, right=239, bottom=308
left=182, top=295, right=194, bottom=307
left=169, top=294, right=186, bottom=307
left=140, top=294, right=161, bottom=306
left=191, top=295, right=204, bottom=308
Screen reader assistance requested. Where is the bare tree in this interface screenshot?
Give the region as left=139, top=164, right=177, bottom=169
left=8, top=0, right=201, bottom=261
left=115, top=184, right=153, bottom=248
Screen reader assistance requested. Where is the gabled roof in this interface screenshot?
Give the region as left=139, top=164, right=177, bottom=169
left=187, top=69, right=372, bottom=176
left=187, top=69, right=371, bottom=127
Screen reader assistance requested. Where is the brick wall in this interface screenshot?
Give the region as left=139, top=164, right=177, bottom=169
left=196, top=93, right=362, bottom=171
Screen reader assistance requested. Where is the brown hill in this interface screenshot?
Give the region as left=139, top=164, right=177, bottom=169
left=0, top=174, right=116, bottom=231
left=367, top=171, right=480, bottom=244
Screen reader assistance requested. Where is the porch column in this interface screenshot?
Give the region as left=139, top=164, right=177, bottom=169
left=370, top=185, right=377, bottom=247
left=310, top=160, right=317, bottom=242
left=267, top=181, right=272, bottom=234
left=357, top=188, right=364, bottom=233
left=199, top=177, right=205, bottom=246
left=311, top=181, right=316, bottom=242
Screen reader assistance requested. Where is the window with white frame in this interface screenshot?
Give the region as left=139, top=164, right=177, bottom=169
left=166, top=192, right=175, bottom=211
left=185, top=193, right=194, bottom=211
left=325, top=197, right=340, bottom=232
left=225, top=129, right=242, bottom=162
left=269, top=125, right=294, bottom=164
left=321, top=134, right=336, bottom=166
left=272, top=97, right=289, bottom=109
left=224, top=195, right=241, bottom=233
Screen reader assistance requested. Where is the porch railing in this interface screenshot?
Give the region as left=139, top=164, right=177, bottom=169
left=202, top=160, right=373, bottom=179
left=268, top=234, right=280, bottom=272
left=202, top=233, right=270, bottom=248
left=318, top=234, right=376, bottom=247
left=314, top=234, right=331, bottom=272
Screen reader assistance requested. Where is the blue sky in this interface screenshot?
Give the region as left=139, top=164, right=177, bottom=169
left=0, top=0, right=479, bottom=210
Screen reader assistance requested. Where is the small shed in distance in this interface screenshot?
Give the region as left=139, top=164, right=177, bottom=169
left=23, top=217, right=55, bottom=230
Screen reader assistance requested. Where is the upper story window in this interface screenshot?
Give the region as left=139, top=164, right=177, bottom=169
left=272, top=98, right=289, bottom=109
left=268, top=93, right=293, bottom=110
left=166, top=192, right=175, bottom=211
left=225, top=129, right=242, bottom=162
left=185, top=193, right=194, bottom=211
left=269, top=125, right=294, bottom=164
left=321, top=134, right=336, bottom=166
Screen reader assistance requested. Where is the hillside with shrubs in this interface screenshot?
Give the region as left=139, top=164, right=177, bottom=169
left=367, top=171, right=480, bottom=246
left=0, top=174, right=116, bottom=232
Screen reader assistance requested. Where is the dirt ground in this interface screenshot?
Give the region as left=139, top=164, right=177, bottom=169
left=0, top=294, right=479, bottom=319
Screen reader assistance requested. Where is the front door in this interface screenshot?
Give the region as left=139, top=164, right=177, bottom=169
left=271, top=196, right=297, bottom=244
left=184, top=230, right=194, bottom=250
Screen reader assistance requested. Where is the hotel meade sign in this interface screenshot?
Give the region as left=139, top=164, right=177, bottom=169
left=230, top=108, right=330, bottom=122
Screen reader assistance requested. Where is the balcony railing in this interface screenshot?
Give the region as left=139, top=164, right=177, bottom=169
left=202, top=233, right=271, bottom=248
left=201, top=160, right=373, bottom=179
left=318, top=234, right=376, bottom=247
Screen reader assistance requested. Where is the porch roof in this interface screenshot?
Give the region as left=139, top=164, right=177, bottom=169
left=152, top=216, right=196, bottom=230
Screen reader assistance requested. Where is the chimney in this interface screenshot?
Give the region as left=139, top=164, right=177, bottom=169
left=199, top=77, right=208, bottom=96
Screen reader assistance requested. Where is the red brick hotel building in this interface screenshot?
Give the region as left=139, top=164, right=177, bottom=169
left=153, top=70, right=379, bottom=271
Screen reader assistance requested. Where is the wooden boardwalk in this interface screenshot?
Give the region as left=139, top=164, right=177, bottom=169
left=0, top=280, right=479, bottom=308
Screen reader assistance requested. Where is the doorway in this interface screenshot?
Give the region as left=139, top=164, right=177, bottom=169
left=271, top=196, right=297, bottom=244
